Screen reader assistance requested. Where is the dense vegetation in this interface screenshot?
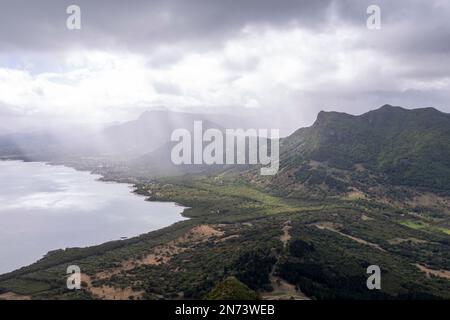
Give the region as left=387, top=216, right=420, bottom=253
left=279, top=105, right=450, bottom=191
left=205, top=277, right=260, bottom=300
left=0, top=105, right=449, bottom=300
left=0, top=175, right=449, bottom=300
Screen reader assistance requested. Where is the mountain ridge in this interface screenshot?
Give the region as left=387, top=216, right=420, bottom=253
left=273, top=104, right=450, bottom=192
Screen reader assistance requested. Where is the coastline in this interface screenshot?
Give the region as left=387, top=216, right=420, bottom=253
left=0, top=159, right=189, bottom=276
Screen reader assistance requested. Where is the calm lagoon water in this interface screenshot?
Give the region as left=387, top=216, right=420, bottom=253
left=0, top=160, right=186, bottom=274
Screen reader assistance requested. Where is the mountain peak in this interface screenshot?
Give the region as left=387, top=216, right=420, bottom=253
left=313, top=110, right=355, bottom=127
left=379, top=104, right=396, bottom=109
left=375, top=104, right=407, bottom=112
left=371, top=104, right=444, bottom=115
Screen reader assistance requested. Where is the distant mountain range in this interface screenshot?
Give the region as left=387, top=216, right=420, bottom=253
left=100, top=110, right=245, bottom=156
left=1, top=104, right=450, bottom=192
left=0, top=110, right=248, bottom=161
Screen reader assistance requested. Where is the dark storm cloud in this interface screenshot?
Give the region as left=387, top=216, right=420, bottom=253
left=0, top=0, right=334, bottom=52
left=1, top=0, right=449, bottom=63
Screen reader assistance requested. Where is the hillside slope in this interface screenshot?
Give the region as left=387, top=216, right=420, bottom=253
left=266, top=105, right=450, bottom=196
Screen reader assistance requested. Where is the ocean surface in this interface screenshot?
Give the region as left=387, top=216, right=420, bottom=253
left=0, top=160, right=186, bottom=274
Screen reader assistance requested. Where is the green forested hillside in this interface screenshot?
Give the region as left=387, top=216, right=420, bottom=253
left=279, top=105, right=450, bottom=190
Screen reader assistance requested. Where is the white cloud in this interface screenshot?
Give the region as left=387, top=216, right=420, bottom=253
left=0, top=24, right=449, bottom=127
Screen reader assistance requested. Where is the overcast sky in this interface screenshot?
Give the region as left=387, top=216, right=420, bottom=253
left=0, top=0, right=449, bottom=133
